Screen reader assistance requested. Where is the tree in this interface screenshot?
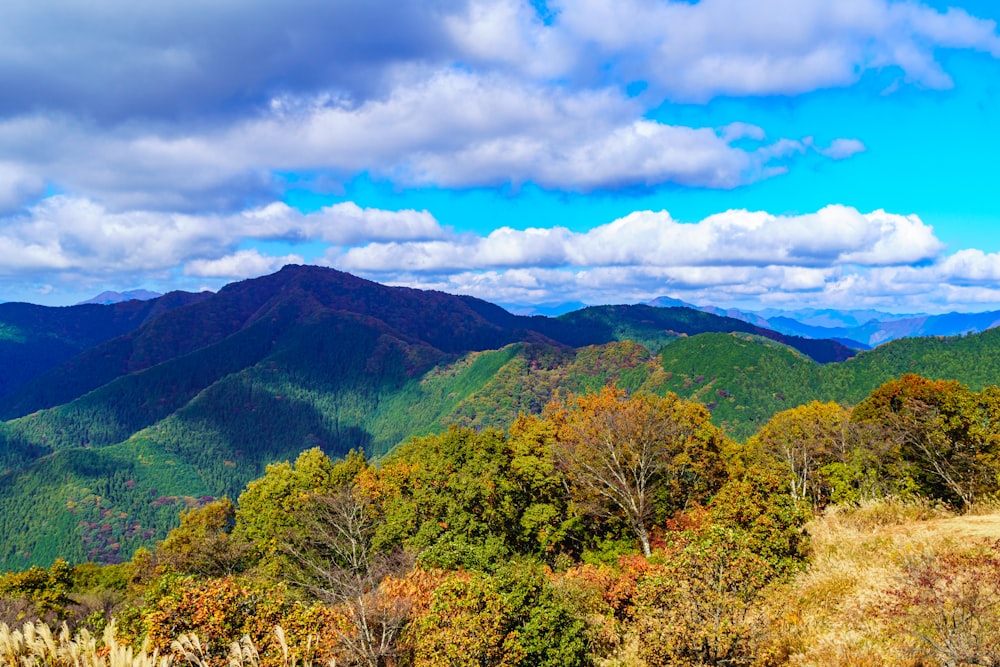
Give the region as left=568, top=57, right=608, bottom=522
left=747, top=401, right=852, bottom=506
left=156, top=498, right=248, bottom=577
left=547, top=387, right=727, bottom=557
left=284, top=487, right=413, bottom=667
left=852, top=375, right=1000, bottom=508
left=234, top=447, right=366, bottom=571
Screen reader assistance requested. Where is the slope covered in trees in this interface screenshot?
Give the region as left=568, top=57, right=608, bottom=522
left=4, top=265, right=1000, bottom=568
left=0, top=291, right=208, bottom=401
left=5, top=379, right=1000, bottom=667
left=660, top=328, right=1000, bottom=437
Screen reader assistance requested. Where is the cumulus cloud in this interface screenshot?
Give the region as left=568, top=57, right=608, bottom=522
left=0, top=0, right=459, bottom=123
left=335, top=205, right=943, bottom=273
left=0, top=72, right=812, bottom=210
left=0, top=0, right=993, bottom=210
left=1, top=194, right=997, bottom=313
left=0, top=196, right=444, bottom=279
left=315, top=204, right=1000, bottom=312
left=543, top=0, right=1000, bottom=100
left=2, top=0, right=995, bottom=124
left=184, top=250, right=305, bottom=279
left=819, top=138, right=867, bottom=160
left=1, top=0, right=998, bottom=310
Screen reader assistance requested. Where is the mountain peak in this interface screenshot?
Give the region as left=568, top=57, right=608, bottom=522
left=77, top=289, right=162, bottom=305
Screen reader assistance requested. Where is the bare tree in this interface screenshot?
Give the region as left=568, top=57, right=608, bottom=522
left=549, top=387, right=724, bottom=557
left=284, top=488, right=413, bottom=667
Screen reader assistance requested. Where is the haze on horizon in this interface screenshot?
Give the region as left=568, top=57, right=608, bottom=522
left=2, top=0, right=1000, bottom=314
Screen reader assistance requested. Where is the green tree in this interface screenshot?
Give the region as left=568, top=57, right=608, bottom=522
left=234, top=448, right=367, bottom=570
left=747, top=401, right=853, bottom=506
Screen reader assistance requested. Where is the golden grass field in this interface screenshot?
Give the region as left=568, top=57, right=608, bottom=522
left=767, top=499, right=1000, bottom=667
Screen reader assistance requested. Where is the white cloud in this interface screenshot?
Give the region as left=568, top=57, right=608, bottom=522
left=819, top=138, right=866, bottom=160
left=935, top=249, right=1000, bottom=284
left=3, top=195, right=999, bottom=313
left=0, top=71, right=815, bottom=210
left=184, top=249, right=304, bottom=279
left=335, top=205, right=943, bottom=273
left=539, top=0, right=1000, bottom=100
left=0, top=196, right=445, bottom=279
left=0, top=1, right=993, bottom=212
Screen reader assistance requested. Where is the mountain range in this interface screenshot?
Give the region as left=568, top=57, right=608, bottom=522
left=3, top=265, right=1000, bottom=569
left=646, top=296, right=1000, bottom=348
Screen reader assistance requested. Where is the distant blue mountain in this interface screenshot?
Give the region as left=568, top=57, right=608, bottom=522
left=500, top=301, right=589, bottom=317
left=647, top=297, right=1000, bottom=347
left=77, top=289, right=162, bottom=305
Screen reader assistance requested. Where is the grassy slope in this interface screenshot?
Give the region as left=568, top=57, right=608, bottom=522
left=766, top=501, right=1000, bottom=665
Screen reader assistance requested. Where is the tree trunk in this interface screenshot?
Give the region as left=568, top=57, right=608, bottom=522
left=637, top=524, right=651, bottom=558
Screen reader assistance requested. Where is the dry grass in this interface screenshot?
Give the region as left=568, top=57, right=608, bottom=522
left=0, top=621, right=170, bottom=667
left=761, top=498, right=1000, bottom=666
left=0, top=622, right=330, bottom=667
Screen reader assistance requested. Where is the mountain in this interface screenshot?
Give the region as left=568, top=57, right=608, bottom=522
left=77, top=289, right=163, bottom=305
left=657, top=328, right=1000, bottom=437
left=0, top=291, right=210, bottom=400
left=499, top=301, right=588, bottom=317
left=2, top=264, right=999, bottom=570
left=647, top=298, right=1000, bottom=347
left=763, top=310, right=1000, bottom=346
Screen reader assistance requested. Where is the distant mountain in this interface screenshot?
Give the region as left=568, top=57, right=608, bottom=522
left=646, top=297, right=1000, bottom=347
left=0, top=291, right=209, bottom=400
left=755, top=307, right=921, bottom=328
left=3, top=265, right=1000, bottom=570
left=763, top=310, right=1000, bottom=346
left=500, top=301, right=588, bottom=317
left=77, top=289, right=163, bottom=305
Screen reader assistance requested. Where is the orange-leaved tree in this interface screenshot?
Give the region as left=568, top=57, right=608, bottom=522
left=546, top=386, right=728, bottom=557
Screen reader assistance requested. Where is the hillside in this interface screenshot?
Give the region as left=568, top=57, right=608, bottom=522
left=658, top=328, right=1000, bottom=437
left=3, top=265, right=1000, bottom=568
left=0, top=266, right=840, bottom=568
left=0, top=291, right=208, bottom=401
left=765, top=500, right=1000, bottom=665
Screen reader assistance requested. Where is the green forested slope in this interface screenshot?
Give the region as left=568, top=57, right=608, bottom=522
left=4, top=266, right=1000, bottom=569
left=0, top=291, right=207, bottom=402
left=658, top=328, right=1000, bottom=438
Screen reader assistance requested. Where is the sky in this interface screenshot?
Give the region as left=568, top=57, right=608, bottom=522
left=3, top=0, right=1000, bottom=313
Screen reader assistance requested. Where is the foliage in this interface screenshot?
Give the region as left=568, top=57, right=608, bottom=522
left=884, top=542, right=1000, bottom=666
left=361, top=422, right=576, bottom=566
left=234, top=448, right=364, bottom=573
left=156, top=499, right=247, bottom=578
left=707, top=465, right=812, bottom=577
left=412, top=563, right=589, bottom=667
left=0, top=559, right=74, bottom=620
left=852, top=374, right=1000, bottom=508
left=548, top=386, right=728, bottom=556
left=746, top=401, right=852, bottom=506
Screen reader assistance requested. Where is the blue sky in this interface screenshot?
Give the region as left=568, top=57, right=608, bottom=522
left=2, top=0, right=1000, bottom=312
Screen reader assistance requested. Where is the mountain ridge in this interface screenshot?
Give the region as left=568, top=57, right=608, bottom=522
left=2, top=265, right=1000, bottom=568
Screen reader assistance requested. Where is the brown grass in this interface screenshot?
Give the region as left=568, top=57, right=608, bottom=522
left=760, top=498, right=1000, bottom=666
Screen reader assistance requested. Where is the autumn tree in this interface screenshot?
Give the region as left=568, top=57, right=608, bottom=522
left=412, top=563, right=588, bottom=667
left=156, top=497, right=248, bottom=577
left=547, top=386, right=728, bottom=557
left=747, top=401, right=854, bottom=506
left=234, top=447, right=367, bottom=571
left=285, top=487, right=413, bottom=667
left=852, top=375, right=1000, bottom=508
left=360, top=423, right=576, bottom=569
